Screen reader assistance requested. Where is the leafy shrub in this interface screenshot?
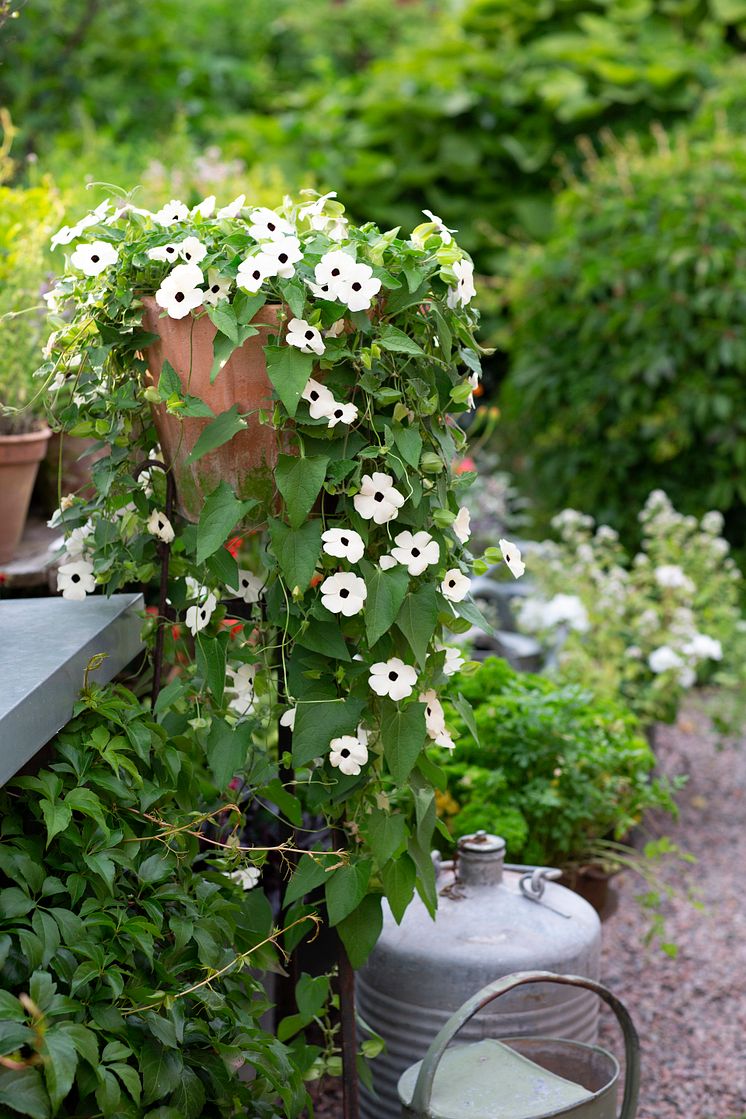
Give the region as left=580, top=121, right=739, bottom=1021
left=438, top=656, right=679, bottom=868
left=0, top=682, right=309, bottom=1117
left=501, top=128, right=746, bottom=556
left=238, top=0, right=732, bottom=267
left=0, top=176, right=62, bottom=430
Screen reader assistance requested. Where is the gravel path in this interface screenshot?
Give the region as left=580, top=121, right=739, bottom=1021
left=599, top=701, right=746, bottom=1119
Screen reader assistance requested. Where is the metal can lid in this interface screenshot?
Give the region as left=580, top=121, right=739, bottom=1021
left=457, top=831, right=506, bottom=856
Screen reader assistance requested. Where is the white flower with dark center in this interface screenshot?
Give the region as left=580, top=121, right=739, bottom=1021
left=314, top=250, right=356, bottom=300
left=654, top=564, right=694, bottom=592
left=248, top=207, right=294, bottom=241
left=420, top=689, right=447, bottom=740
left=217, top=194, right=246, bottom=219
left=147, top=509, right=175, bottom=543
left=302, top=377, right=335, bottom=419
left=324, top=400, right=358, bottom=429
left=322, top=528, right=365, bottom=563
left=369, top=657, right=417, bottom=702
left=226, top=663, right=257, bottom=715
left=499, top=538, right=525, bottom=579
left=439, top=645, right=465, bottom=677
left=192, top=195, right=216, bottom=218
left=57, top=558, right=96, bottom=600
left=447, top=258, right=476, bottom=309
left=682, top=634, right=723, bottom=661
left=154, top=262, right=204, bottom=319
left=153, top=199, right=189, bottom=226
left=453, top=506, right=471, bottom=544
left=337, top=261, right=382, bottom=313
left=229, top=865, right=261, bottom=890
left=178, top=236, right=207, bottom=264
left=329, top=735, right=368, bottom=776
left=433, top=728, right=456, bottom=751
left=147, top=243, right=180, bottom=263
left=320, top=572, right=367, bottom=617
left=287, top=318, right=325, bottom=356
left=202, top=269, right=232, bottom=306
left=391, top=530, right=440, bottom=576
left=236, top=252, right=279, bottom=293
left=228, top=570, right=263, bottom=603
left=64, top=521, right=94, bottom=560
left=280, top=707, right=296, bottom=731
left=648, top=646, right=684, bottom=674
left=354, top=472, right=405, bottom=525
left=50, top=201, right=110, bottom=250
left=186, top=593, right=217, bottom=636
left=70, top=240, right=118, bottom=276
left=441, top=568, right=471, bottom=603
left=262, top=235, right=302, bottom=278
left=422, top=209, right=457, bottom=244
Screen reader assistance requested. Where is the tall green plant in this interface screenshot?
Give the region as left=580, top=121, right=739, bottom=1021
left=501, top=127, right=746, bottom=556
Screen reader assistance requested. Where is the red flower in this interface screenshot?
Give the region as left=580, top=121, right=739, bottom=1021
left=225, top=536, right=244, bottom=559
left=220, top=617, right=244, bottom=638
left=454, top=456, right=476, bottom=475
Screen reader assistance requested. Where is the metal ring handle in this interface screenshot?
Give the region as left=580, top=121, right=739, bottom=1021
left=409, top=970, right=639, bottom=1119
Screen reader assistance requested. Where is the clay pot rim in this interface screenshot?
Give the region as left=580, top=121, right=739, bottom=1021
left=140, top=294, right=284, bottom=318
left=0, top=424, right=52, bottom=445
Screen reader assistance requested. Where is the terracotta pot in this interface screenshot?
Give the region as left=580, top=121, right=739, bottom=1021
left=0, top=426, right=52, bottom=564
left=560, top=864, right=619, bottom=922
left=141, top=298, right=283, bottom=525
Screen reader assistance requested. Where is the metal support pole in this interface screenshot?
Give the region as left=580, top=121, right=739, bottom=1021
left=333, top=826, right=359, bottom=1119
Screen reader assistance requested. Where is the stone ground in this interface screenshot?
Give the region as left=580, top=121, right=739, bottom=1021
left=599, top=701, right=746, bottom=1119
left=311, top=698, right=746, bottom=1119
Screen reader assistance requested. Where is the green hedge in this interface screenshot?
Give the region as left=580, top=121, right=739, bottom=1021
left=500, top=128, right=746, bottom=552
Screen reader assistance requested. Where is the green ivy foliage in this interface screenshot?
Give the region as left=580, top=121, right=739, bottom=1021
left=0, top=683, right=309, bottom=1119
left=501, top=128, right=746, bottom=554
left=438, top=657, right=680, bottom=868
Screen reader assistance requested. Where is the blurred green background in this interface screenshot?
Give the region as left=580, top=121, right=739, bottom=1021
left=4, top=0, right=746, bottom=552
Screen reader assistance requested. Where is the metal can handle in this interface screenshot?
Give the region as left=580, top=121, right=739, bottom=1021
left=408, top=970, right=640, bottom=1119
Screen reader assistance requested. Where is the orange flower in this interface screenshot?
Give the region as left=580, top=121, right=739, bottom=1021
left=225, top=535, right=244, bottom=558
left=453, top=456, right=476, bottom=475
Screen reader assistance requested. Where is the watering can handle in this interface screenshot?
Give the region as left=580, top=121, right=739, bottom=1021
left=409, top=970, right=640, bottom=1119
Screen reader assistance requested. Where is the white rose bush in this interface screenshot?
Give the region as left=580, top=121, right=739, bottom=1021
left=41, top=189, right=522, bottom=1048
left=516, top=492, right=744, bottom=726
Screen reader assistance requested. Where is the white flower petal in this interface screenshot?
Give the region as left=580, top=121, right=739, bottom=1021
left=499, top=538, right=525, bottom=579
left=321, top=528, right=365, bottom=563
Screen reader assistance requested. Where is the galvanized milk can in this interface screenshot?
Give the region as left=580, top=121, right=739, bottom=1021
left=398, top=971, right=640, bottom=1119
left=358, top=833, right=602, bottom=1119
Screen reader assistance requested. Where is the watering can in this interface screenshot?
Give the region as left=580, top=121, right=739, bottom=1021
left=398, top=971, right=640, bottom=1119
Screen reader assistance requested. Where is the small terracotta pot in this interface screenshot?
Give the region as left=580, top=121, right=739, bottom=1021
left=0, top=426, right=52, bottom=564
left=141, top=298, right=283, bottom=525
left=560, top=863, right=620, bottom=922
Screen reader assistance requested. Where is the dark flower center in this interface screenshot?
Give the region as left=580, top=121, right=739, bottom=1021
left=267, top=222, right=276, bottom=231
left=340, top=536, right=349, bottom=546
left=305, top=330, right=315, bottom=340
left=278, top=253, right=288, bottom=263
left=167, top=246, right=176, bottom=254
left=388, top=671, right=398, bottom=681
left=331, top=268, right=340, bottom=277
left=175, top=291, right=185, bottom=302
left=71, top=573, right=80, bottom=583
left=334, top=409, right=343, bottom=419
left=411, top=547, right=420, bottom=557
left=91, top=255, right=100, bottom=263
left=449, top=579, right=456, bottom=588
left=339, top=588, right=349, bottom=599
left=374, top=492, right=384, bottom=502
left=351, top=281, right=361, bottom=292
left=340, top=748, right=350, bottom=758
left=252, top=270, right=261, bottom=280
left=212, top=285, right=219, bottom=293
left=310, top=390, right=319, bottom=401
